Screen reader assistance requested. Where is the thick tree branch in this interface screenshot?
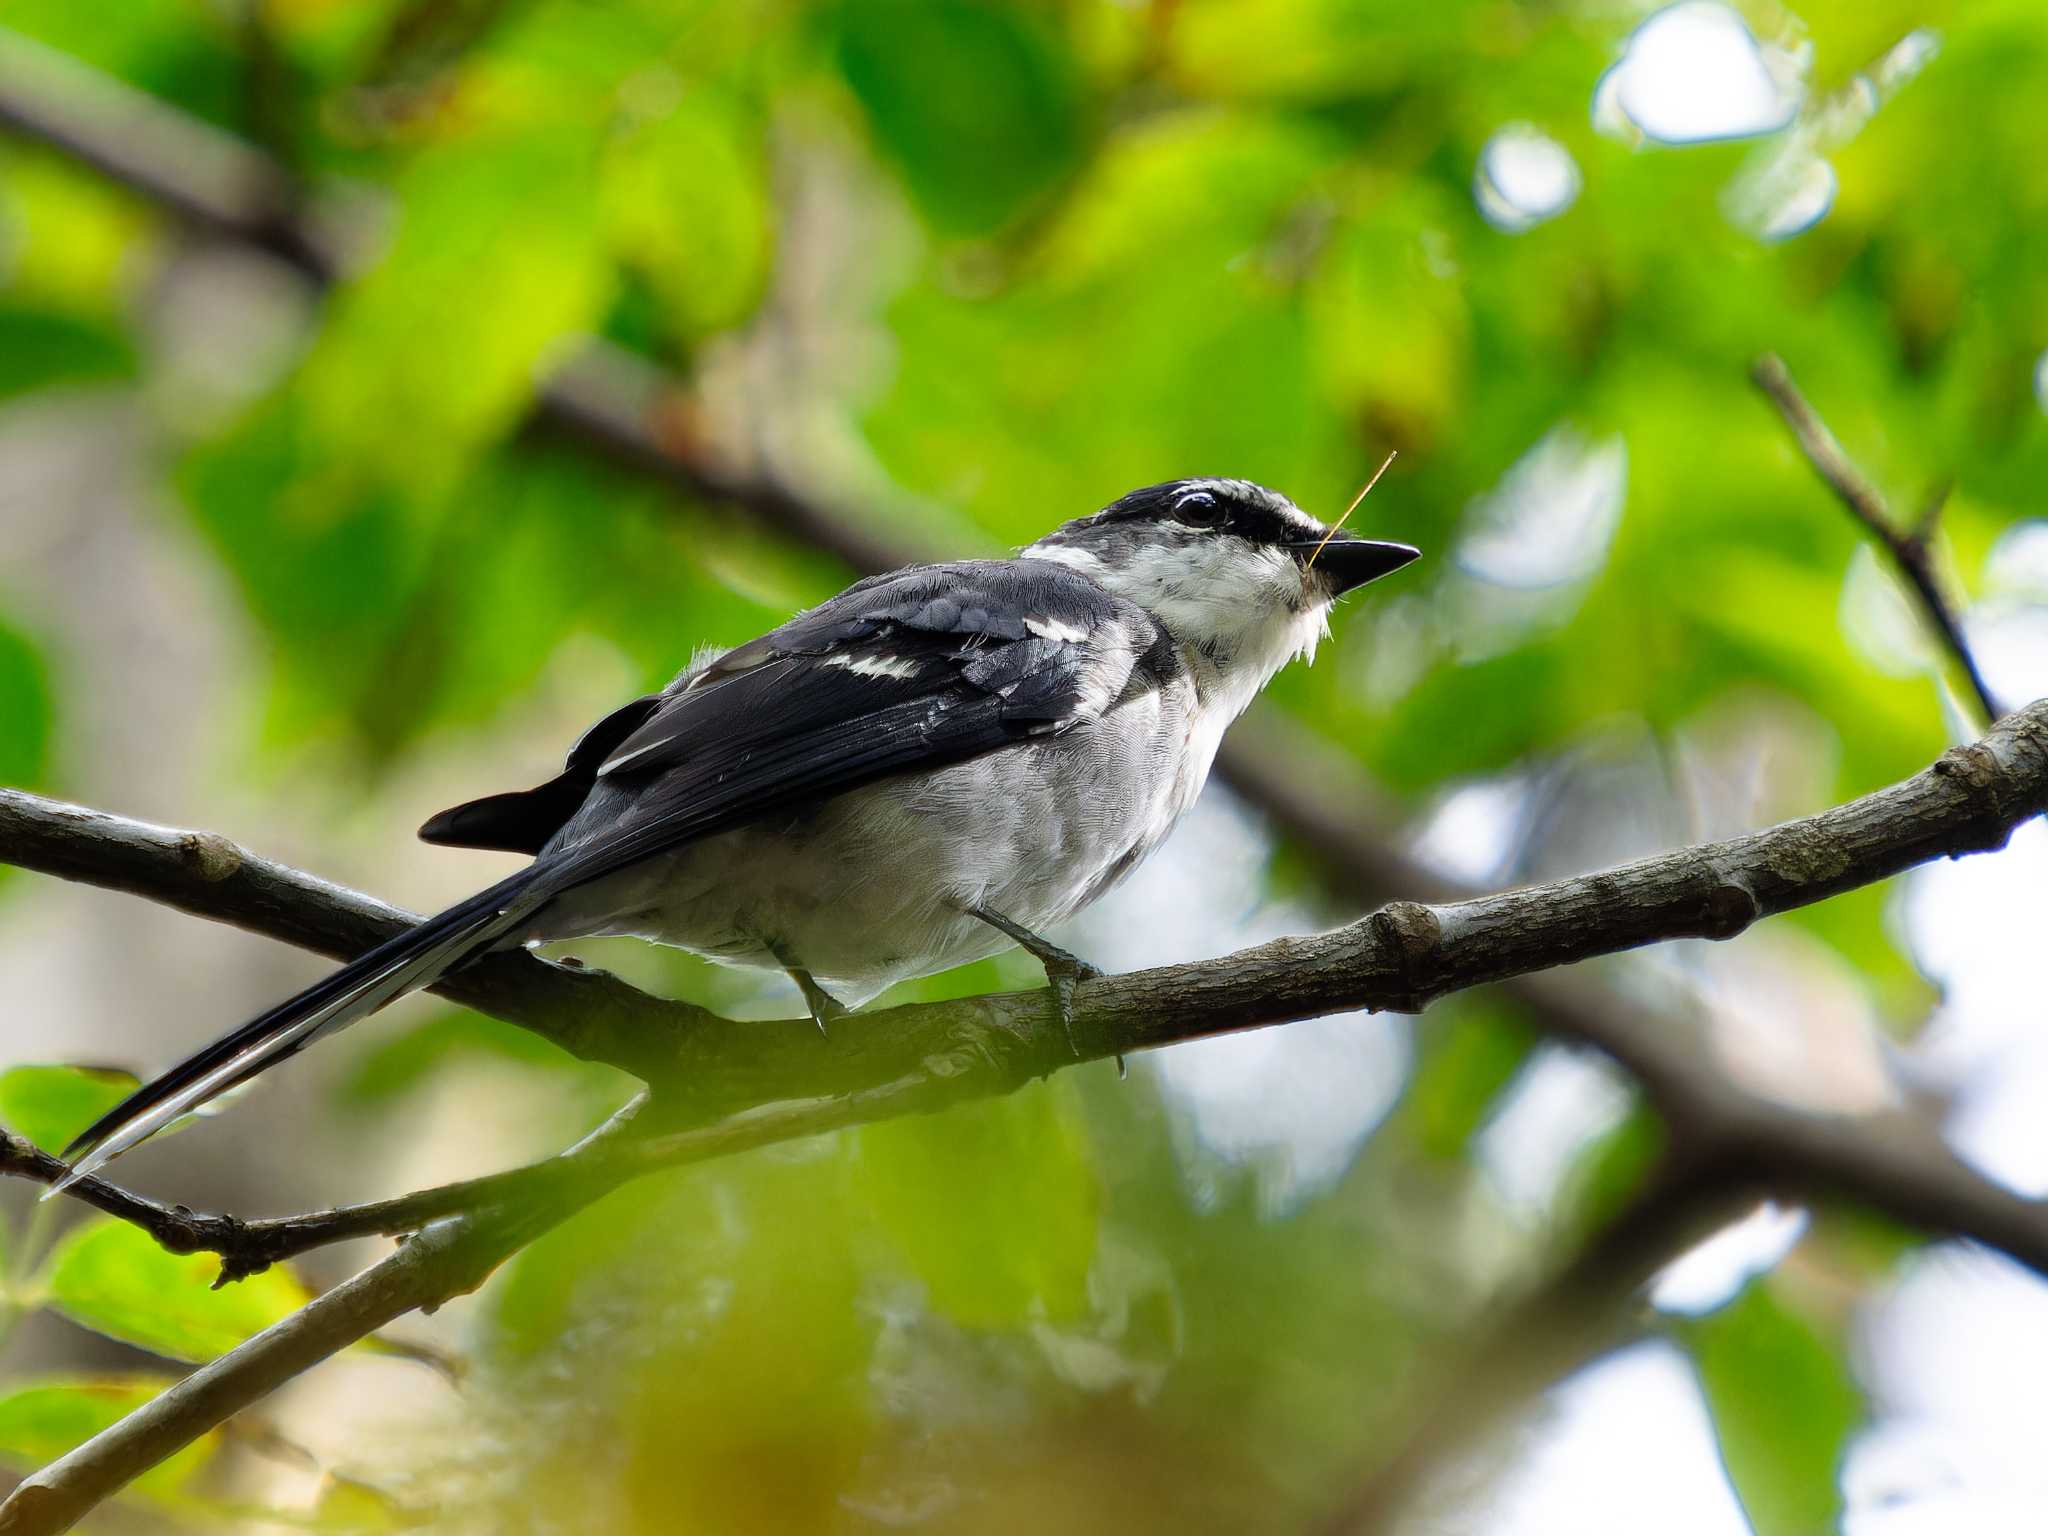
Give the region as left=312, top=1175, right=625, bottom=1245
left=1752, top=353, right=2003, bottom=725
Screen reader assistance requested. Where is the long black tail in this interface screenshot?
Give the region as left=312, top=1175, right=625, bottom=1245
left=56, top=867, right=552, bottom=1191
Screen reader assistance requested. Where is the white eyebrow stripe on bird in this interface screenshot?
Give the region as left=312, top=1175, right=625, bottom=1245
left=822, top=651, right=924, bottom=680
left=1024, top=616, right=1090, bottom=644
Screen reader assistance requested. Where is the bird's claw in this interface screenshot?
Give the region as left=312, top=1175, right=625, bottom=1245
left=967, top=907, right=1115, bottom=1066
left=1039, top=948, right=1102, bottom=1060
left=785, top=966, right=848, bottom=1038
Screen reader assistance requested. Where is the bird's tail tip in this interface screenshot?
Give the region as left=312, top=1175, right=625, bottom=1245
left=44, top=868, right=543, bottom=1193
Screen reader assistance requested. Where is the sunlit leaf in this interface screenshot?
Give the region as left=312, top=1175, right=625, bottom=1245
left=0, top=1065, right=139, bottom=1155
left=295, top=128, right=612, bottom=499
left=0, top=1375, right=210, bottom=1496
left=0, top=0, right=238, bottom=124
left=601, top=86, right=772, bottom=339
left=39, top=1218, right=313, bottom=1363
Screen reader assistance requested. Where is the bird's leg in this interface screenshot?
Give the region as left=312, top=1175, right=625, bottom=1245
left=969, top=906, right=1107, bottom=1064
left=786, top=967, right=847, bottom=1037
left=765, top=940, right=846, bottom=1036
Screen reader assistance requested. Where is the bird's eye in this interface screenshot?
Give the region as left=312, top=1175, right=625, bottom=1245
left=1173, top=492, right=1225, bottom=528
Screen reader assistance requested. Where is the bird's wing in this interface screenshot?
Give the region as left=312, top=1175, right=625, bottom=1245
left=537, top=558, right=1166, bottom=891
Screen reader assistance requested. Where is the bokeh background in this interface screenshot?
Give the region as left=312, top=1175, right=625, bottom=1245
left=2, top=0, right=2047, bottom=1531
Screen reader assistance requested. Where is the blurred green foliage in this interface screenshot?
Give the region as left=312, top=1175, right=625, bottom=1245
left=38, top=1218, right=313, bottom=1364
left=0, top=1069, right=385, bottom=1525
left=0, top=1066, right=137, bottom=1157
left=2, top=0, right=2046, bottom=1529
left=1687, top=1277, right=1865, bottom=1535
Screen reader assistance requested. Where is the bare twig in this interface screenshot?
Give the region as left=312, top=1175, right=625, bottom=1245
left=0, top=1109, right=640, bottom=1286
left=1752, top=353, right=2003, bottom=726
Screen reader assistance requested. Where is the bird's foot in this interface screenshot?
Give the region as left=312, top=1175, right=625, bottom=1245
left=969, top=907, right=1106, bottom=1062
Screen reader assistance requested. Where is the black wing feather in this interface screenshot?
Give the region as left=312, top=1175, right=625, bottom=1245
left=418, top=694, right=662, bottom=854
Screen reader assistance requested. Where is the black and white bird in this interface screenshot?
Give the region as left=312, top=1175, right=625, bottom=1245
left=60, top=478, right=1417, bottom=1186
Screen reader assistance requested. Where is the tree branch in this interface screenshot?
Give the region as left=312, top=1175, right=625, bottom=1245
left=0, top=700, right=2038, bottom=1257
left=7, top=698, right=2046, bottom=1147
left=1752, top=352, right=2003, bottom=726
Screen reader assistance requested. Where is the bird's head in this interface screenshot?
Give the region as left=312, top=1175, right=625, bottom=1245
left=1025, top=477, right=1419, bottom=682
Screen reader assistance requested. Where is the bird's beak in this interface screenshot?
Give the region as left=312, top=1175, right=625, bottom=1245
left=1289, top=533, right=1422, bottom=595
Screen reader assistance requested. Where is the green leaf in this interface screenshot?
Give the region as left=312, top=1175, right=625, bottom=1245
left=0, top=306, right=134, bottom=400
left=39, top=1217, right=314, bottom=1363
left=0, top=1375, right=210, bottom=1496
left=295, top=126, right=613, bottom=500
left=854, top=1084, right=1099, bottom=1328
left=0, top=1066, right=140, bottom=1155
left=1687, top=1279, right=1863, bottom=1536
left=0, top=619, right=53, bottom=790
left=836, top=0, right=1086, bottom=234
left=0, top=0, right=239, bottom=126
left=1402, top=1008, right=1533, bottom=1161
left=601, top=86, right=772, bottom=339
left=1560, top=1104, right=1664, bottom=1238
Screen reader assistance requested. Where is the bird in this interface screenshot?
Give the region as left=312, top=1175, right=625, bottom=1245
left=59, top=477, right=1418, bottom=1188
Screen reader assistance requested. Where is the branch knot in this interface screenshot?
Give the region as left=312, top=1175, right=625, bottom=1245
left=1933, top=741, right=2025, bottom=855
left=1368, top=901, right=1443, bottom=1013
left=1698, top=879, right=1761, bottom=941
left=177, top=832, right=243, bottom=882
